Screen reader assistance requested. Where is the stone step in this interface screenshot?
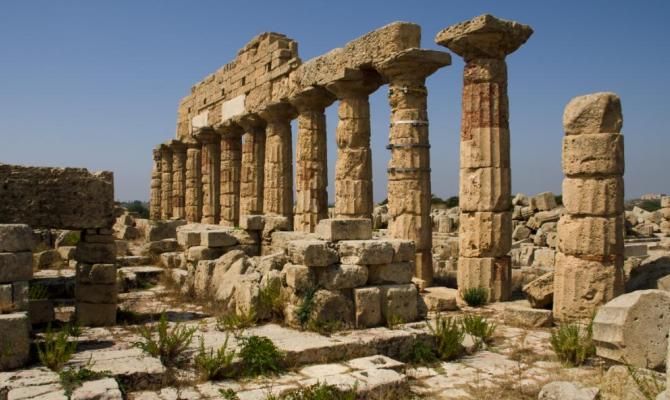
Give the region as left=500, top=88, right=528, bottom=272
left=118, top=266, right=165, bottom=292
left=117, top=255, right=154, bottom=267
left=127, top=355, right=408, bottom=400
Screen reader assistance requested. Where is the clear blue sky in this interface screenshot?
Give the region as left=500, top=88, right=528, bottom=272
left=1, top=1, right=668, bottom=202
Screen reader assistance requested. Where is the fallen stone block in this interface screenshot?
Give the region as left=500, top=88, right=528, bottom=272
left=0, top=252, right=32, bottom=283
left=338, top=240, right=394, bottom=265
left=284, top=264, right=314, bottom=292
left=422, top=287, right=459, bottom=311
left=287, top=240, right=338, bottom=267
left=33, top=249, right=63, bottom=269
left=240, top=214, right=265, bottom=231
left=315, top=218, right=372, bottom=241
left=354, top=287, right=382, bottom=328
left=387, top=239, right=415, bottom=262
left=201, top=230, right=237, bottom=248
left=186, top=246, right=223, bottom=262
left=317, top=264, right=368, bottom=290
left=368, top=262, right=413, bottom=285
left=0, top=312, right=30, bottom=370
left=531, top=192, right=557, bottom=211
left=176, top=230, right=200, bottom=248
left=503, top=304, right=553, bottom=328
left=592, top=289, right=670, bottom=369
left=538, top=381, right=600, bottom=400
left=380, top=284, right=417, bottom=323
left=522, top=271, right=554, bottom=309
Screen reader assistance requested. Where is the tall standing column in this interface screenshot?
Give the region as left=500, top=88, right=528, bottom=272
left=259, top=103, right=296, bottom=222
left=170, top=140, right=186, bottom=220
left=326, top=70, right=382, bottom=219
left=554, top=93, right=625, bottom=322
left=159, top=143, right=173, bottom=220
left=185, top=138, right=202, bottom=223
left=378, top=49, right=451, bottom=288
left=290, top=87, right=335, bottom=232
left=195, top=129, right=220, bottom=224
left=437, top=14, right=533, bottom=301
left=238, top=115, right=266, bottom=217
left=150, top=147, right=162, bottom=220
left=219, top=124, right=243, bottom=227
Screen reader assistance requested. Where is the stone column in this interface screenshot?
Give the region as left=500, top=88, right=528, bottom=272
left=290, top=87, right=335, bottom=232
left=259, top=103, right=296, bottom=222
left=436, top=14, right=533, bottom=301
left=378, top=49, right=451, bottom=288
left=150, top=147, right=162, bottom=220
left=185, top=138, right=203, bottom=223
left=195, top=128, right=220, bottom=224
left=170, top=140, right=186, bottom=220
left=554, top=92, right=625, bottom=322
left=219, top=123, right=243, bottom=227
left=75, top=228, right=116, bottom=326
left=326, top=70, right=382, bottom=219
left=238, top=115, right=266, bottom=217
left=159, top=143, right=173, bottom=220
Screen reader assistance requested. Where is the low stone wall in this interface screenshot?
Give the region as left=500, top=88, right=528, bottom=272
left=0, top=164, right=114, bottom=230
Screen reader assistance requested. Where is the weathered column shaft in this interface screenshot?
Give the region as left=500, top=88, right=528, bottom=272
left=150, top=147, right=162, bottom=220
left=220, top=131, right=242, bottom=226
left=261, top=104, right=295, bottom=221
left=240, top=127, right=265, bottom=216
left=171, top=142, right=186, bottom=219
left=160, top=145, right=173, bottom=220
left=554, top=92, right=625, bottom=322
left=198, top=131, right=220, bottom=224
left=185, top=142, right=202, bottom=223
left=379, top=49, right=451, bottom=288
left=291, top=88, right=334, bottom=232
left=437, top=14, right=532, bottom=301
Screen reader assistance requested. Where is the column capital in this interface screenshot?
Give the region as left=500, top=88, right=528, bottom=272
left=192, top=127, right=219, bottom=144
left=152, top=146, right=161, bottom=160
left=159, top=141, right=173, bottom=155
left=215, top=120, right=244, bottom=138
left=377, top=49, right=451, bottom=82
left=435, top=14, right=533, bottom=61
left=168, top=139, right=186, bottom=153
left=183, top=137, right=201, bottom=150
left=289, top=86, right=336, bottom=113
left=325, top=69, right=383, bottom=99
left=235, top=113, right=266, bottom=133
left=259, top=102, right=297, bottom=123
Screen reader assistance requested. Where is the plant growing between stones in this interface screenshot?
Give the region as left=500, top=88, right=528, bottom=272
left=37, top=324, right=78, bottom=371
left=462, top=287, right=489, bottom=307
left=404, top=340, right=438, bottom=364
left=64, top=322, right=82, bottom=337
left=238, top=335, right=284, bottom=377
left=133, top=313, right=197, bottom=367
left=428, top=315, right=464, bottom=361
left=28, top=284, right=49, bottom=300
left=295, top=287, right=317, bottom=328
left=257, top=279, right=286, bottom=322
left=194, top=335, right=236, bottom=381
left=625, top=361, right=666, bottom=400
left=461, top=314, right=496, bottom=348
left=386, top=314, right=405, bottom=330
left=219, top=388, right=240, bottom=400
left=58, top=359, right=111, bottom=397
left=216, top=309, right=257, bottom=336
left=549, top=321, right=595, bottom=366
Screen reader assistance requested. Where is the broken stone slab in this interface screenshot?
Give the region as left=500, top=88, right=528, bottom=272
left=422, top=287, right=459, bottom=311
left=593, top=289, right=670, bottom=369
left=239, top=214, right=265, bottom=231
left=538, top=381, right=600, bottom=400
left=287, top=240, right=338, bottom=267
left=0, top=312, right=30, bottom=370
left=338, top=240, right=394, bottom=265
left=503, top=304, right=553, bottom=328
left=562, top=92, right=623, bottom=136
left=315, top=218, right=372, bottom=241
left=283, top=263, right=314, bottom=292
left=200, top=230, right=238, bottom=248
left=530, top=192, right=557, bottom=211
left=33, top=250, right=63, bottom=269
left=522, top=271, right=554, bottom=309
left=176, top=230, right=200, bottom=248
left=0, top=252, right=32, bottom=283
left=386, top=239, right=415, bottom=263
left=0, top=224, right=35, bottom=253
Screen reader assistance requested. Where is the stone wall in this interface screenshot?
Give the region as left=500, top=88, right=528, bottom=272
left=0, top=164, right=115, bottom=230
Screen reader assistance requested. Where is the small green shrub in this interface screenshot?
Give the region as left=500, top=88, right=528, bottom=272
left=29, top=285, right=49, bottom=300
left=462, top=287, right=488, bottom=307
left=550, top=322, right=595, bottom=366
left=216, top=309, right=257, bottom=335
left=295, top=287, right=317, bottom=328
left=257, top=280, right=285, bottom=322
left=133, top=313, right=196, bottom=367
left=238, top=335, right=284, bottom=377
left=64, top=322, right=82, bottom=338
left=219, top=388, right=240, bottom=400
left=37, top=325, right=77, bottom=371
left=59, top=231, right=81, bottom=247
left=428, top=315, right=464, bottom=361
left=386, top=314, right=405, bottom=330
left=638, top=199, right=661, bottom=212
left=461, top=315, right=496, bottom=347
left=267, top=382, right=357, bottom=400
left=59, top=364, right=110, bottom=397
left=194, top=335, right=236, bottom=381
left=404, top=340, right=437, bottom=364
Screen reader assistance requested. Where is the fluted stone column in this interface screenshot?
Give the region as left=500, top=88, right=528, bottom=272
left=437, top=14, right=533, bottom=301
left=159, top=143, right=173, bottom=220
left=170, top=140, right=186, bottom=220
left=378, top=49, right=451, bottom=288
left=290, top=87, right=335, bottom=232
left=238, top=115, right=266, bottom=217
left=219, top=124, right=243, bottom=227
left=326, top=70, right=382, bottom=219
left=185, top=138, right=202, bottom=223
left=150, top=147, right=162, bottom=220
left=554, top=93, right=625, bottom=322
left=260, top=103, right=296, bottom=221
left=195, top=128, right=220, bottom=224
